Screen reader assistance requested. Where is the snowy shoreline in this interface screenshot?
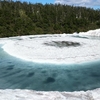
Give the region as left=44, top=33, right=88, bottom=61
left=0, top=88, right=100, bottom=100
left=0, top=29, right=100, bottom=64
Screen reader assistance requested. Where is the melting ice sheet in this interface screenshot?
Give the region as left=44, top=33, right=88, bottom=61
left=0, top=41, right=100, bottom=91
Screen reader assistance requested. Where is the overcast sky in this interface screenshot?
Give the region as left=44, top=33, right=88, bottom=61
left=19, top=0, right=100, bottom=9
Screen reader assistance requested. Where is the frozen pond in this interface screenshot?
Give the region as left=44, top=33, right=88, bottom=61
left=0, top=29, right=100, bottom=91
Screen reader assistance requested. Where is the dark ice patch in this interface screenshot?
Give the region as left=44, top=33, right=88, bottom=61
left=44, top=77, right=55, bottom=83
left=6, top=65, right=14, bottom=70
left=27, top=72, right=34, bottom=77
left=90, top=72, right=100, bottom=77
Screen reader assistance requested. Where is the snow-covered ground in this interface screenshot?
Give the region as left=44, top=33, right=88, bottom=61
left=0, top=88, right=100, bottom=100
left=0, top=29, right=100, bottom=64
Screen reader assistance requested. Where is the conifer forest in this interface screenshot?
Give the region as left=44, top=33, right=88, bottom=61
left=0, top=0, right=100, bottom=37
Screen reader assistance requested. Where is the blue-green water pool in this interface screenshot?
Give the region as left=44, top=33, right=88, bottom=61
left=0, top=45, right=100, bottom=92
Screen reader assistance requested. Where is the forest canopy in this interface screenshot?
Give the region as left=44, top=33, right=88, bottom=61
left=0, top=0, right=100, bottom=37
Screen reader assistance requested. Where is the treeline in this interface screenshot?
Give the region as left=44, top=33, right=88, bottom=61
left=0, top=1, right=100, bottom=37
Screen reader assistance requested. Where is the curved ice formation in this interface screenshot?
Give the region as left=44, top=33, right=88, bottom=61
left=0, top=88, right=100, bottom=100
left=0, top=30, right=100, bottom=64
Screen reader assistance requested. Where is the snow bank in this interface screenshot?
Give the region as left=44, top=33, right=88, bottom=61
left=79, top=29, right=100, bottom=37
left=0, top=32, right=100, bottom=64
left=0, top=88, right=100, bottom=100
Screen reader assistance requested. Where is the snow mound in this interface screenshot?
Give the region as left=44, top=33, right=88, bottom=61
left=79, top=29, right=100, bottom=37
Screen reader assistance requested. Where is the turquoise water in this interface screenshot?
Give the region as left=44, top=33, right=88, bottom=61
left=0, top=45, right=100, bottom=92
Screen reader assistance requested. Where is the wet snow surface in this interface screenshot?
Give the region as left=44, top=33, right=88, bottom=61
left=0, top=88, right=100, bottom=100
